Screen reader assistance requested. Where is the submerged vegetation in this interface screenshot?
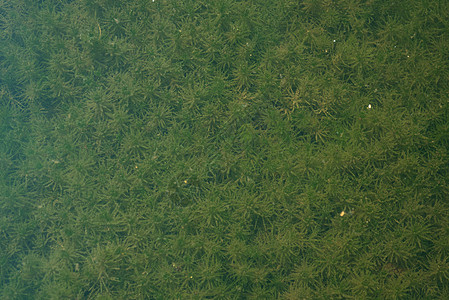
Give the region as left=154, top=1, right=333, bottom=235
left=1, top=0, right=448, bottom=298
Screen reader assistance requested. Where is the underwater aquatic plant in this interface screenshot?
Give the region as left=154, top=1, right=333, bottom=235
left=1, top=0, right=449, bottom=298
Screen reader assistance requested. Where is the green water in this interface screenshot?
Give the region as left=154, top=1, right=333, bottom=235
left=1, top=0, right=448, bottom=298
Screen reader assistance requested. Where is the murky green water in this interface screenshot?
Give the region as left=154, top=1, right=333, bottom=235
left=1, top=0, right=448, bottom=298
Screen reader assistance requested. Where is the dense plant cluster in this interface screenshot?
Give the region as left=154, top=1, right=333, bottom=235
left=1, top=0, right=448, bottom=298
